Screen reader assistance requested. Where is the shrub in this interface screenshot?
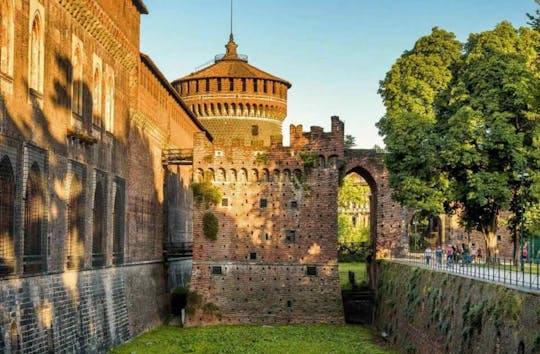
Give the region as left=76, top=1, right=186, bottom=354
left=203, top=212, right=219, bottom=241
left=171, top=286, right=188, bottom=315
left=191, top=181, right=222, bottom=206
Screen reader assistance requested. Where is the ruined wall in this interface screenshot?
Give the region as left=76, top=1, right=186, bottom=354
left=376, top=261, right=540, bottom=354
left=189, top=117, right=345, bottom=325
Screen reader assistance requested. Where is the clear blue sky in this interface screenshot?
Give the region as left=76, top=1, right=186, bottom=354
left=140, top=0, right=536, bottom=148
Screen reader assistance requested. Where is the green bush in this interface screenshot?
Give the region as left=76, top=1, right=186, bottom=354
left=203, top=212, right=219, bottom=241
left=191, top=182, right=222, bottom=206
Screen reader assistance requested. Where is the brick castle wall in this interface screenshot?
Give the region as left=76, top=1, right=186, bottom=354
left=189, top=117, right=345, bottom=325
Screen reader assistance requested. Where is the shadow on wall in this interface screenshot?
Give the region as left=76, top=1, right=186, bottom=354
left=0, top=50, right=165, bottom=352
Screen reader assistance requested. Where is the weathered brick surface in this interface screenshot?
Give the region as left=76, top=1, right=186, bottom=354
left=190, top=117, right=345, bottom=325
left=0, top=1, right=207, bottom=352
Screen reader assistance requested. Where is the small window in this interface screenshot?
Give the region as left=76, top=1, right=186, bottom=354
left=497, top=235, right=502, bottom=241
left=241, top=78, right=246, bottom=91
left=306, top=266, right=317, bottom=276
left=264, top=233, right=271, bottom=241
left=222, top=198, right=228, bottom=207
left=290, top=201, right=298, bottom=209
left=249, top=252, right=257, bottom=260
left=263, top=80, right=267, bottom=93
left=285, top=230, right=297, bottom=243
left=259, top=199, right=267, bottom=208
left=252, top=125, right=259, bottom=136
left=211, top=266, right=222, bottom=275
left=214, top=150, right=225, bottom=157
left=205, top=79, right=210, bottom=91
left=217, top=78, right=222, bottom=91
left=254, top=80, right=258, bottom=92
left=229, top=78, right=234, bottom=91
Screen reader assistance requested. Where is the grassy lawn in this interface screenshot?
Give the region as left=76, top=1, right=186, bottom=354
left=339, top=262, right=367, bottom=290
left=110, top=325, right=396, bottom=354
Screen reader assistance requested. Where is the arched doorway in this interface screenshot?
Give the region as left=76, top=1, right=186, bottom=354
left=338, top=167, right=378, bottom=290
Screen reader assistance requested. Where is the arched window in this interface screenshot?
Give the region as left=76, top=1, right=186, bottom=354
left=283, top=169, right=291, bottom=182
left=0, top=0, right=14, bottom=76
left=0, top=156, right=15, bottom=275
left=229, top=169, right=237, bottom=182
left=92, top=180, right=105, bottom=267
left=206, top=168, right=215, bottom=182
left=217, top=103, right=222, bottom=116
left=29, top=12, right=43, bottom=92
left=93, top=64, right=102, bottom=126
left=24, top=163, right=44, bottom=273
left=195, top=168, right=204, bottom=183
left=273, top=169, right=280, bottom=183
left=231, top=103, right=236, bottom=116
left=113, top=180, right=125, bottom=265
left=250, top=169, right=258, bottom=182
left=239, top=168, right=247, bottom=182
left=72, top=44, right=83, bottom=116
left=67, top=174, right=84, bottom=269
left=262, top=169, right=269, bottom=182
left=104, top=68, right=115, bottom=132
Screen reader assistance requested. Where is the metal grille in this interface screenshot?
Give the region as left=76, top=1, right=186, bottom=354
left=92, top=180, right=105, bottom=267
left=24, top=163, right=44, bottom=273
left=0, top=156, right=15, bottom=275
left=113, top=179, right=125, bottom=265
left=67, top=174, right=84, bottom=269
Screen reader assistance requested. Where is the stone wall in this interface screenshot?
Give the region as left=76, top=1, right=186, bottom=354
left=0, top=262, right=166, bottom=354
left=376, top=261, right=540, bottom=354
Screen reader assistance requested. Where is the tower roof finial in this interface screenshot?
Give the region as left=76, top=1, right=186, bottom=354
left=224, top=0, right=238, bottom=59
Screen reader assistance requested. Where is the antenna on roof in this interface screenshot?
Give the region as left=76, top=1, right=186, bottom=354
left=230, top=0, right=234, bottom=37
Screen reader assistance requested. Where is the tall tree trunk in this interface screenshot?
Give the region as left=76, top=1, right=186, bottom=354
left=482, top=214, right=499, bottom=263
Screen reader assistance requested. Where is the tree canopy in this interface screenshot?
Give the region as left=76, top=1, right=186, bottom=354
left=377, top=21, right=540, bottom=259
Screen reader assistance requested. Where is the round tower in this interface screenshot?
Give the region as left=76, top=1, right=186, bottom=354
left=172, top=35, right=291, bottom=145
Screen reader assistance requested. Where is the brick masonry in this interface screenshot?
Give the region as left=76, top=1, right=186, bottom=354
left=0, top=263, right=167, bottom=353
left=189, top=117, right=345, bottom=325
left=0, top=0, right=208, bottom=352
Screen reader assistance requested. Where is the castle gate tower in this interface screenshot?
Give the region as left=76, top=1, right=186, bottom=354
left=172, top=35, right=291, bottom=146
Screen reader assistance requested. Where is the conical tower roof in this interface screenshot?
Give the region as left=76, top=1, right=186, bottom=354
left=173, top=35, right=291, bottom=88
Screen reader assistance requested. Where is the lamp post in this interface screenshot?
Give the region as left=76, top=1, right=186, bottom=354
left=519, top=169, right=529, bottom=272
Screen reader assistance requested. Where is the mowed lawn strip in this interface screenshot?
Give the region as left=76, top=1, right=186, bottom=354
left=339, top=262, right=367, bottom=290
left=110, top=324, right=396, bottom=354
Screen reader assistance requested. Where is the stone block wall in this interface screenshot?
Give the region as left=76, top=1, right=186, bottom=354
left=376, top=261, right=540, bottom=354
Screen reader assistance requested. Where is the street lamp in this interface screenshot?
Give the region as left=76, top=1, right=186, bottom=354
left=519, top=169, right=529, bottom=272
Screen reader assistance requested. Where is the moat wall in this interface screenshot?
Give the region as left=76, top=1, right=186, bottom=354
left=375, top=261, right=540, bottom=354
left=0, top=263, right=167, bottom=353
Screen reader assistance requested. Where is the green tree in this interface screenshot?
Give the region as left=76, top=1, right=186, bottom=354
left=378, top=22, right=540, bottom=261
left=338, top=176, right=371, bottom=244
left=377, top=27, right=461, bottom=218
left=344, top=135, right=356, bottom=149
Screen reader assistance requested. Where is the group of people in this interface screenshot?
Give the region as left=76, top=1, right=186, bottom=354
left=424, top=243, right=483, bottom=266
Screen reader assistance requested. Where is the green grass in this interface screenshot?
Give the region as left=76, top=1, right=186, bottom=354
left=339, top=262, right=367, bottom=290
left=110, top=325, right=396, bottom=354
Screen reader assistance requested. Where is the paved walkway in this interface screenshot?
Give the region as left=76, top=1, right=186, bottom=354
left=391, top=257, right=540, bottom=293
